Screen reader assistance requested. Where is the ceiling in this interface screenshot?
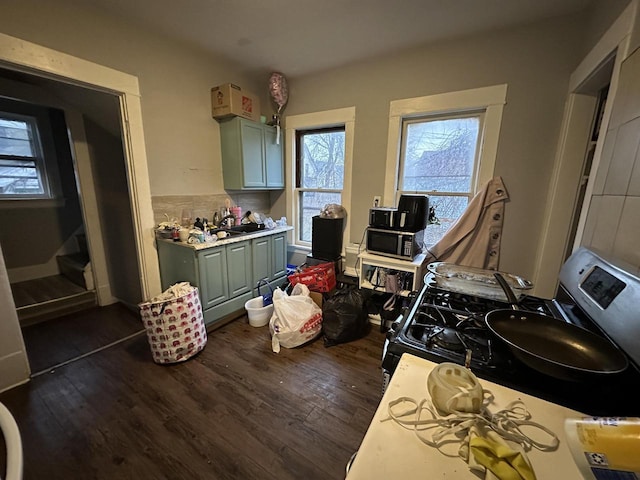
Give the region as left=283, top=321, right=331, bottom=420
left=82, top=0, right=596, bottom=78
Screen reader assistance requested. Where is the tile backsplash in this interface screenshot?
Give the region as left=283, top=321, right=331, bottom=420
left=583, top=46, right=640, bottom=271
left=152, top=192, right=271, bottom=226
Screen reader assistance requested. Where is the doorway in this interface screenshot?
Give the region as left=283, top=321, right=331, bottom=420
left=0, top=66, right=144, bottom=373
left=1, top=71, right=94, bottom=323
left=0, top=32, right=160, bottom=388
left=563, top=79, right=611, bottom=263
left=532, top=1, right=634, bottom=299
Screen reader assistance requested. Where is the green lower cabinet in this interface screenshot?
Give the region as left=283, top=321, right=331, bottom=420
left=157, top=232, right=288, bottom=329
left=272, top=233, right=286, bottom=278
left=197, top=246, right=228, bottom=308
left=252, top=236, right=271, bottom=286
left=225, top=241, right=252, bottom=297
left=251, top=232, right=287, bottom=293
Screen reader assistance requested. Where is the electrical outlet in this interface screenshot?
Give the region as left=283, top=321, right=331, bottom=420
left=373, top=195, right=381, bottom=207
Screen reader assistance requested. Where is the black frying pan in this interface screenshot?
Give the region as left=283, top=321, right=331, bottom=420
left=485, top=273, right=628, bottom=381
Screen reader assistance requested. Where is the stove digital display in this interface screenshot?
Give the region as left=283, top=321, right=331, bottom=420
left=581, top=266, right=625, bottom=309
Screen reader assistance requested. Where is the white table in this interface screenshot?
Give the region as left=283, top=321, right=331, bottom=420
left=346, top=353, right=588, bottom=480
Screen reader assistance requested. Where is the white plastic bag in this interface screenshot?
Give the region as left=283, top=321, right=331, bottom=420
left=269, top=283, right=323, bottom=353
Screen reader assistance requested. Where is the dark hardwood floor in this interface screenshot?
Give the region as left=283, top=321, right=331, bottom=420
left=0, top=313, right=385, bottom=480
left=11, top=275, right=87, bottom=308
left=11, top=274, right=97, bottom=326
left=21, top=303, right=145, bottom=374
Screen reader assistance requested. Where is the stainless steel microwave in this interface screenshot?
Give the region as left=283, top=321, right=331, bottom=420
left=366, top=228, right=423, bottom=260
left=369, top=207, right=397, bottom=229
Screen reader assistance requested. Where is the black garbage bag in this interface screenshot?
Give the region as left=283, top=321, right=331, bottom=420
left=322, top=288, right=370, bottom=347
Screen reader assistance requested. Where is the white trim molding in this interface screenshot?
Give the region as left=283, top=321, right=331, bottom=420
left=0, top=32, right=161, bottom=304
left=284, top=107, right=356, bottom=253
left=533, top=1, right=635, bottom=298
left=383, top=84, right=507, bottom=204
left=0, top=33, right=139, bottom=94
left=0, top=33, right=160, bottom=385
left=570, top=2, right=635, bottom=252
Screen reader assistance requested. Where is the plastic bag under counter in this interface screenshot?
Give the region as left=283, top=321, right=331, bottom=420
left=345, top=353, right=586, bottom=480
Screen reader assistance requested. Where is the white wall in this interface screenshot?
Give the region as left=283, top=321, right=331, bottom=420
left=0, top=0, right=635, bottom=393
left=274, top=14, right=586, bottom=281
left=579, top=0, right=633, bottom=58
left=0, top=0, right=261, bottom=197
left=2, top=0, right=630, bottom=284
left=0, top=244, right=30, bottom=393
left=0, top=0, right=261, bottom=389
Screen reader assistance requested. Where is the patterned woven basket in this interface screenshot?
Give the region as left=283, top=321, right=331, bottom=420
left=139, top=285, right=207, bottom=364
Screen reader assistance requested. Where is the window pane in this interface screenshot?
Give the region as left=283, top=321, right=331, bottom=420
left=299, top=191, right=342, bottom=243
left=424, top=195, right=469, bottom=247
left=0, top=119, right=35, bottom=157
left=402, top=116, right=479, bottom=193
left=0, top=116, right=45, bottom=196
left=0, top=158, right=43, bottom=195
left=300, top=130, right=344, bottom=189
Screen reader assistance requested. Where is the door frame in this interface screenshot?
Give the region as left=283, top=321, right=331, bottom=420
left=0, top=33, right=161, bottom=302
left=532, top=4, right=634, bottom=298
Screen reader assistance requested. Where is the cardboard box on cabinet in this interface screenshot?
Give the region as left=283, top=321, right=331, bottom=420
left=211, top=83, right=260, bottom=122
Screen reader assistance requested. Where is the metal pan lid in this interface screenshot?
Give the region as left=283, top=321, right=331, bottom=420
left=427, top=262, right=533, bottom=290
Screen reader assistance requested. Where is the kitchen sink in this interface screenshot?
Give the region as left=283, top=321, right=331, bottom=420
left=210, top=223, right=265, bottom=237
left=227, top=223, right=265, bottom=233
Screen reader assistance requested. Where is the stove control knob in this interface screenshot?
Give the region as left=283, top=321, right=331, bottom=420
left=386, top=318, right=402, bottom=338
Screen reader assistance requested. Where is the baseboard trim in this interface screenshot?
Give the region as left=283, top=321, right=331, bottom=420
left=0, top=351, right=31, bottom=393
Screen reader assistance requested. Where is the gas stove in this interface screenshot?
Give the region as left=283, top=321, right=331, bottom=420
left=382, top=247, right=640, bottom=416
left=392, top=286, right=552, bottom=372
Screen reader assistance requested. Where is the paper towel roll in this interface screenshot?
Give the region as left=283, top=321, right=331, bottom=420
left=564, top=417, right=640, bottom=479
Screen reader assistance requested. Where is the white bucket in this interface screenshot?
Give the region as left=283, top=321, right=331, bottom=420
left=244, top=296, right=273, bottom=327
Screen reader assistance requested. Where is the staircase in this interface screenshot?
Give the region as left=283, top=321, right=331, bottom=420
left=56, top=252, right=91, bottom=289
left=56, top=233, right=92, bottom=290
left=13, top=275, right=97, bottom=326
left=13, top=233, right=97, bottom=326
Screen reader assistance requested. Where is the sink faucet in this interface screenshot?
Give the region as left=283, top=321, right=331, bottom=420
left=218, top=214, right=236, bottom=228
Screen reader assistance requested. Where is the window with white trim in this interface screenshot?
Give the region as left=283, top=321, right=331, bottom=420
left=285, top=107, right=355, bottom=251
left=0, top=112, right=50, bottom=198
left=296, top=126, right=345, bottom=243
left=399, top=111, right=484, bottom=245
left=384, top=85, right=507, bottom=247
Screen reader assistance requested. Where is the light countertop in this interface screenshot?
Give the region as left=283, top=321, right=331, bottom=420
left=157, top=225, right=293, bottom=251
left=346, top=353, right=586, bottom=480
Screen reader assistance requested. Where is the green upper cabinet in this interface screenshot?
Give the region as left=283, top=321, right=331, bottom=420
left=219, top=117, right=284, bottom=190
left=263, top=125, right=284, bottom=188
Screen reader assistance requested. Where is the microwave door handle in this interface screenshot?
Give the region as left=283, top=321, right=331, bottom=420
left=397, top=237, right=402, bottom=257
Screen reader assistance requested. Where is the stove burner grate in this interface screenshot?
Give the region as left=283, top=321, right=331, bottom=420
left=398, top=285, right=553, bottom=373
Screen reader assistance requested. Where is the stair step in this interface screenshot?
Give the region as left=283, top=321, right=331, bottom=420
left=76, top=233, right=88, bottom=255
left=57, top=253, right=90, bottom=289
left=17, top=290, right=97, bottom=326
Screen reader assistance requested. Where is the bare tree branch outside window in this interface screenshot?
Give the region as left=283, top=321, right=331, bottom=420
left=401, top=115, right=482, bottom=246
left=297, top=128, right=345, bottom=242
